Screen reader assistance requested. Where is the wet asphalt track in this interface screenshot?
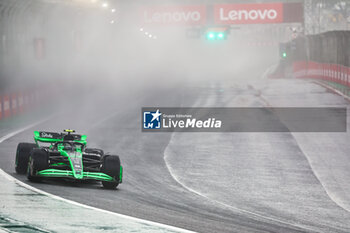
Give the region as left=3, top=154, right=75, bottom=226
left=1, top=75, right=350, bottom=232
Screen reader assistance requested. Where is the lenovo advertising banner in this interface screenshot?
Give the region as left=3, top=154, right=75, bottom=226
left=140, top=3, right=302, bottom=26
left=214, top=3, right=284, bottom=25
left=141, top=5, right=206, bottom=26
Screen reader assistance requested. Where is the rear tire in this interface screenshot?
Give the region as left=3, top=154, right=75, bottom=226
left=27, top=148, right=49, bottom=182
left=15, top=143, right=37, bottom=174
left=101, top=155, right=120, bottom=189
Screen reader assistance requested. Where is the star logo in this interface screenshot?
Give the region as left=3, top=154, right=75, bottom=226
left=143, top=109, right=162, bottom=129
left=151, top=109, right=162, bottom=122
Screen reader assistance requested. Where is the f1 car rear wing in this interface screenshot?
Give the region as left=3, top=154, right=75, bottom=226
left=34, top=131, right=87, bottom=145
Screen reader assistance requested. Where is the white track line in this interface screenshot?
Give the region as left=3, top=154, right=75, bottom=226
left=0, top=118, right=194, bottom=233
left=164, top=144, right=317, bottom=233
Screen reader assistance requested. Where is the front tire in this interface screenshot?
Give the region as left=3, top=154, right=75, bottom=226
left=15, top=143, right=37, bottom=174
left=101, top=155, right=121, bottom=189
left=27, top=148, right=49, bottom=182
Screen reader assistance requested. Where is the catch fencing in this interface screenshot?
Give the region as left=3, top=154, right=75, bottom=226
left=278, top=30, right=350, bottom=88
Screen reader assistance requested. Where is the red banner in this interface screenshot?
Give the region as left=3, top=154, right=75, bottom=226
left=214, top=3, right=283, bottom=25
left=141, top=5, right=206, bottom=26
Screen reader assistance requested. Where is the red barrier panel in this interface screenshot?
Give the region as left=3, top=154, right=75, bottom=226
left=30, top=90, right=36, bottom=107
left=17, top=92, right=24, bottom=113
left=307, top=61, right=321, bottom=79
left=325, top=63, right=332, bottom=82
left=0, top=81, right=61, bottom=121
left=292, top=61, right=308, bottom=78
left=23, top=90, right=30, bottom=111
left=347, top=66, right=350, bottom=86
left=0, top=96, right=2, bottom=120
left=34, top=38, right=45, bottom=60
left=293, top=61, right=350, bottom=88
left=320, top=63, right=326, bottom=81
left=340, top=65, right=349, bottom=86
left=331, top=64, right=337, bottom=83
left=11, top=93, right=17, bottom=116
left=3, top=95, right=10, bottom=118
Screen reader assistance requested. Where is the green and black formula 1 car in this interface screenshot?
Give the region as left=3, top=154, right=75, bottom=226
left=15, top=129, right=122, bottom=189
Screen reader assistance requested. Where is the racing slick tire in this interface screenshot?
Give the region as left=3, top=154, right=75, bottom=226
left=101, top=155, right=120, bottom=189
left=15, top=143, right=37, bottom=174
left=27, top=148, right=49, bottom=182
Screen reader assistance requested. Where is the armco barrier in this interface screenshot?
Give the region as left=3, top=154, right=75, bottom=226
left=293, top=61, right=350, bottom=87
